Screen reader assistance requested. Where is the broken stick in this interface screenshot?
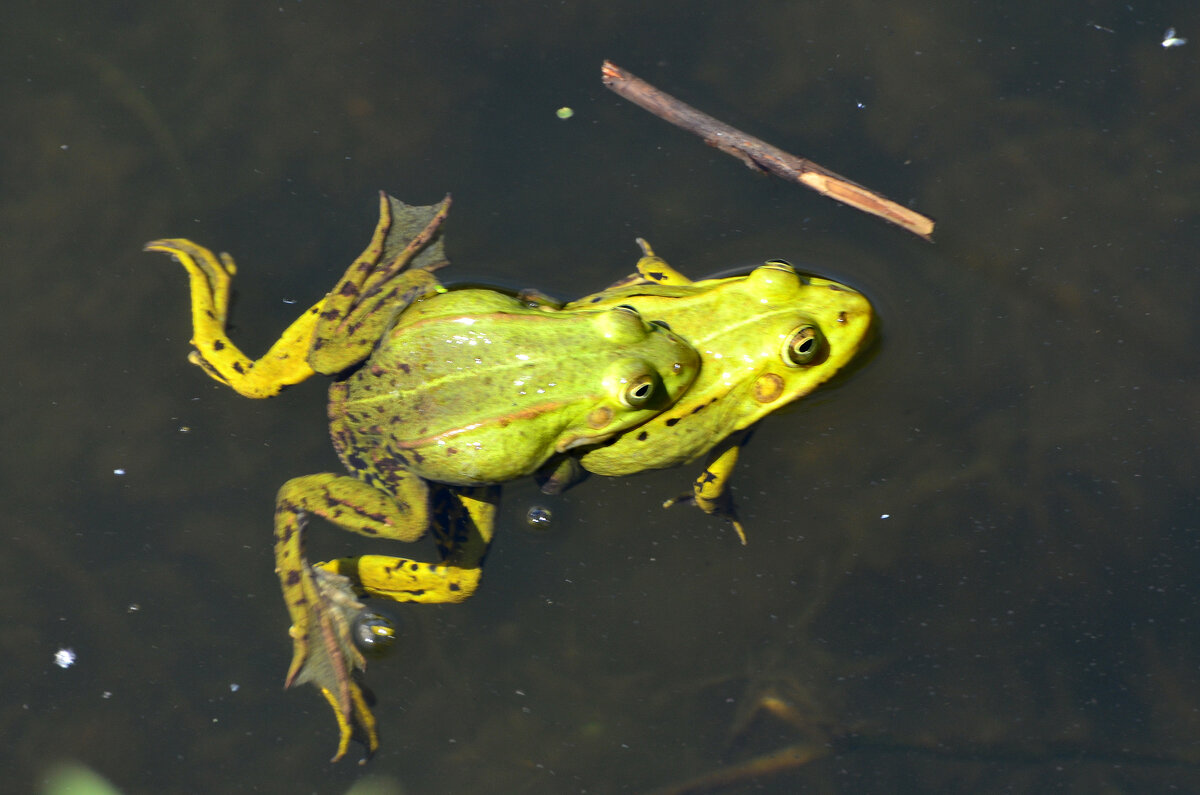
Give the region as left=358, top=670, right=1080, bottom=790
left=601, top=60, right=934, bottom=240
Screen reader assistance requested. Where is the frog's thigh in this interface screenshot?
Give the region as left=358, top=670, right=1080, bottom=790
left=275, top=471, right=435, bottom=593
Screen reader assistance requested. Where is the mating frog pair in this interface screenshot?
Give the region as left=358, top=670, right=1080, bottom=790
left=145, top=193, right=872, bottom=761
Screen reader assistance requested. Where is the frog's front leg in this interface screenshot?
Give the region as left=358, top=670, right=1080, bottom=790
left=274, top=473, right=496, bottom=761
left=663, top=429, right=750, bottom=544
left=144, top=239, right=323, bottom=398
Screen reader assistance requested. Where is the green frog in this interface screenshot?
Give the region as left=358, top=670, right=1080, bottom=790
left=145, top=195, right=701, bottom=761
left=539, top=239, right=874, bottom=542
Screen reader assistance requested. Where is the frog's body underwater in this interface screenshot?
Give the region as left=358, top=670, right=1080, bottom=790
left=146, top=192, right=873, bottom=762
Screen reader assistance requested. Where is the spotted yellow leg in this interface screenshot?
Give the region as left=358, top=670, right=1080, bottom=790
left=148, top=194, right=462, bottom=762
left=142, top=239, right=322, bottom=398
left=633, top=237, right=695, bottom=285
left=143, top=193, right=449, bottom=398
left=274, top=473, right=498, bottom=761
left=663, top=430, right=750, bottom=544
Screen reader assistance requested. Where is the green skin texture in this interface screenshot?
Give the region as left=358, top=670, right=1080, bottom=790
left=330, top=287, right=701, bottom=489
left=537, top=250, right=873, bottom=533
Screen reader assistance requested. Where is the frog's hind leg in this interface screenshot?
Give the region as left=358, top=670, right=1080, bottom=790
left=274, top=473, right=493, bottom=761
left=335, top=485, right=500, bottom=605
left=274, top=472, right=420, bottom=761
left=144, top=238, right=322, bottom=398
left=144, top=193, right=452, bottom=396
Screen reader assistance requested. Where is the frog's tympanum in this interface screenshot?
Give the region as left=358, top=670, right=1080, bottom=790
left=146, top=195, right=700, bottom=761
left=543, top=239, right=873, bottom=542
left=147, top=194, right=873, bottom=763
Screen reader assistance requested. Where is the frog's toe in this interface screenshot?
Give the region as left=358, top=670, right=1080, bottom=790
left=144, top=237, right=239, bottom=325
left=144, top=238, right=233, bottom=288
left=319, top=679, right=379, bottom=764
left=663, top=492, right=748, bottom=544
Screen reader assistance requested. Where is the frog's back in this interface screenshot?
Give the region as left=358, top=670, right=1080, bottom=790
left=329, top=289, right=699, bottom=487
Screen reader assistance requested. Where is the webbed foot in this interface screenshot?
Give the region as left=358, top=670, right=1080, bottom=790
left=282, top=562, right=384, bottom=763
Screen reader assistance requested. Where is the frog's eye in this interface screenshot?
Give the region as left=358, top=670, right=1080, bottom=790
left=353, top=610, right=397, bottom=657
left=620, top=373, right=659, bottom=407
left=782, top=324, right=824, bottom=366
left=605, top=358, right=665, bottom=409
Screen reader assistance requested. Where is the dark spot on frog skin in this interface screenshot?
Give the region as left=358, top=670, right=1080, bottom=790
left=374, top=456, right=405, bottom=478
left=636, top=430, right=649, bottom=441
left=665, top=417, right=680, bottom=427
left=233, top=361, right=245, bottom=374
left=449, top=582, right=461, bottom=592
left=339, top=282, right=360, bottom=296
left=346, top=454, right=369, bottom=472
left=213, top=340, right=225, bottom=351
left=286, top=569, right=302, bottom=586
left=647, top=271, right=668, bottom=282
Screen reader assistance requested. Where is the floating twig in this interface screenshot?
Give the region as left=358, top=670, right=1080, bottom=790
left=601, top=61, right=934, bottom=240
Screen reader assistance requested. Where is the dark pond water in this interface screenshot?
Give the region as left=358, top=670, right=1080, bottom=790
left=5, top=1, right=1199, bottom=793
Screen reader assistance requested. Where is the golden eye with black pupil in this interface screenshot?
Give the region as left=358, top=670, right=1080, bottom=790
left=783, top=325, right=822, bottom=366
left=621, top=374, right=657, bottom=407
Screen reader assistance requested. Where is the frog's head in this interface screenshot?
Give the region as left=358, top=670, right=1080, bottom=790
left=689, top=261, right=873, bottom=432
left=554, top=305, right=701, bottom=452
